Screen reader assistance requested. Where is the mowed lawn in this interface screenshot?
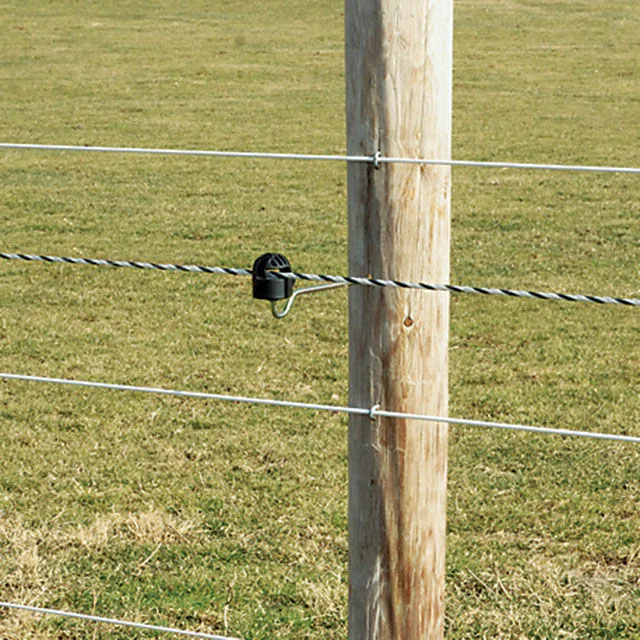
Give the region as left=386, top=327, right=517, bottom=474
left=0, top=0, right=638, bottom=638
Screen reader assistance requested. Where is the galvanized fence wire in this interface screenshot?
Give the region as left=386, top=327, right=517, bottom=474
left=2, top=142, right=640, bottom=174
left=2, top=252, right=639, bottom=308
left=0, top=601, right=241, bottom=640
left=1, top=373, right=639, bottom=444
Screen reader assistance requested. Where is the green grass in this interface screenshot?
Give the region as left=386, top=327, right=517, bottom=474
left=0, top=0, right=639, bottom=638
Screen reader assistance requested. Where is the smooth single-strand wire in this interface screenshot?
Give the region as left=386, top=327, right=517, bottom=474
left=0, top=142, right=369, bottom=163
left=377, top=155, right=640, bottom=174
left=1, top=142, right=639, bottom=174
left=1, top=373, right=639, bottom=444
left=2, top=252, right=639, bottom=308
left=0, top=601, right=241, bottom=640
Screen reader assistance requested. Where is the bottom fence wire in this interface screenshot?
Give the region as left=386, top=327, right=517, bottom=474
left=0, top=601, right=241, bottom=640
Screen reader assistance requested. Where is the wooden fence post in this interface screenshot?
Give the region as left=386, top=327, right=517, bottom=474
left=345, top=0, right=453, bottom=638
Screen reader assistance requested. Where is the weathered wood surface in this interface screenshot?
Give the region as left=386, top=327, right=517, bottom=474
left=345, top=0, right=453, bottom=638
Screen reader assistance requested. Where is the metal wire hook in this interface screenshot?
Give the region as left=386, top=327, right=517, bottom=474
left=270, top=282, right=348, bottom=319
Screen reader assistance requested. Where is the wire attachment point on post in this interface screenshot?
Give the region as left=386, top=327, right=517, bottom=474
left=252, top=253, right=294, bottom=301
left=373, top=151, right=382, bottom=169
left=252, top=253, right=347, bottom=319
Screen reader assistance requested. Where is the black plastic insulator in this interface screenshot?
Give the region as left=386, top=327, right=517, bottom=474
left=252, top=253, right=294, bottom=301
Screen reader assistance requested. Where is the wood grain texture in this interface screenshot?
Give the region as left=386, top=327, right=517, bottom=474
left=345, top=0, right=452, bottom=638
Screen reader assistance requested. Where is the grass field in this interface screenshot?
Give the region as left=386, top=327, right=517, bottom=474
left=1, top=0, right=639, bottom=638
